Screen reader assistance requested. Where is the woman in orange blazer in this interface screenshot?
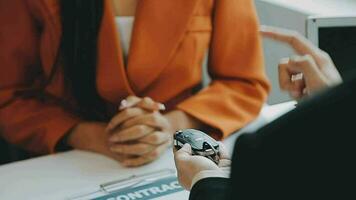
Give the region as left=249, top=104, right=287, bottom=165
left=0, top=0, right=270, bottom=166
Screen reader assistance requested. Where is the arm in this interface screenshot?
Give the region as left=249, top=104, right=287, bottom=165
left=229, top=76, right=356, bottom=200
left=0, top=0, right=81, bottom=154
left=187, top=76, right=356, bottom=200
left=177, top=0, right=270, bottom=139
left=1, top=1, right=143, bottom=160
left=189, top=178, right=230, bottom=200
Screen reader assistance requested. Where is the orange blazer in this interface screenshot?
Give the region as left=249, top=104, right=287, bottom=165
left=0, top=0, right=270, bottom=154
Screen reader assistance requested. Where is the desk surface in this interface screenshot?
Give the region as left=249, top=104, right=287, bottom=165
left=0, top=102, right=295, bottom=200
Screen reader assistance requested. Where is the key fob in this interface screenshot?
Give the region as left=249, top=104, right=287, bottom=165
left=174, top=129, right=220, bottom=164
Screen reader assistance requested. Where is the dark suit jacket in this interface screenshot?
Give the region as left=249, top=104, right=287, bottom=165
left=190, top=74, right=356, bottom=200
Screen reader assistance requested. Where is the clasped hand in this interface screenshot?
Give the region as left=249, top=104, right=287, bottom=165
left=106, top=96, right=173, bottom=167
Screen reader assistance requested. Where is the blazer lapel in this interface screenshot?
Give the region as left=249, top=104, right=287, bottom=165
left=96, top=0, right=135, bottom=103
left=127, top=0, right=200, bottom=93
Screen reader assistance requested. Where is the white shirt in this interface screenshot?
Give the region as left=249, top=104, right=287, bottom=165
left=115, top=16, right=135, bottom=61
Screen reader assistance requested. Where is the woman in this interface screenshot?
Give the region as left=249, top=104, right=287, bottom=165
left=174, top=26, right=350, bottom=199
left=0, top=0, right=269, bottom=166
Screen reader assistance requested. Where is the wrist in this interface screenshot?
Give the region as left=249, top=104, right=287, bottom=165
left=191, top=169, right=230, bottom=190
left=55, top=131, right=73, bottom=152
left=67, top=123, right=85, bottom=148
left=164, top=110, right=205, bottom=132
left=67, top=122, right=106, bottom=148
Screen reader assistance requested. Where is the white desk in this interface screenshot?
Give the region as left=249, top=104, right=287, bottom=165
left=0, top=102, right=295, bottom=200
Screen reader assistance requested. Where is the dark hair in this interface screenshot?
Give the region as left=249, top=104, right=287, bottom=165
left=58, top=0, right=106, bottom=120
left=0, top=1, right=108, bottom=120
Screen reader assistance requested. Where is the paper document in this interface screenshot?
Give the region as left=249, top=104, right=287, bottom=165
left=69, top=169, right=189, bottom=200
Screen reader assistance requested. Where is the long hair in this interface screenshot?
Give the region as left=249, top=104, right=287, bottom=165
left=0, top=1, right=107, bottom=121
left=58, top=0, right=106, bottom=120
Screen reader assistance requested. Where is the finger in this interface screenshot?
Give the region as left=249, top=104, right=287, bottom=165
left=173, top=146, right=177, bottom=154
left=122, top=142, right=170, bottom=167
left=217, top=142, right=230, bottom=160
left=120, top=96, right=165, bottom=112
left=289, top=78, right=306, bottom=99
left=278, top=57, right=308, bottom=98
left=218, top=159, right=232, bottom=168
left=109, top=125, right=155, bottom=143
left=120, top=112, right=170, bottom=131
left=106, top=107, right=148, bottom=132
left=278, top=58, right=294, bottom=91
left=291, top=72, right=303, bottom=82
left=290, top=73, right=306, bottom=96
left=110, top=143, right=155, bottom=156
left=137, top=97, right=166, bottom=112
left=173, top=134, right=179, bottom=154
left=175, top=144, right=192, bottom=160
left=260, top=25, right=322, bottom=61
left=119, top=96, right=142, bottom=110
left=289, top=55, right=320, bottom=76
left=289, top=55, right=328, bottom=92
left=139, top=131, right=170, bottom=145
left=289, top=90, right=303, bottom=100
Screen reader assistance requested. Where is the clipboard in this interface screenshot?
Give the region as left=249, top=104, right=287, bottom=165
left=69, top=169, right=186, bottom=200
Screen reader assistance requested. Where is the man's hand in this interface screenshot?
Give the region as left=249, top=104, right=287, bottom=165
left=174, top=143, right=231, bottom=190
left=261, top=25, right=342, bottom=99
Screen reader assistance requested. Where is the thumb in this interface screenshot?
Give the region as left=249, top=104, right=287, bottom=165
left=119, top=96, right=141, bottom=110
left=138, top=97, right=166, bottom=111
left=177, top=144, right=192, bottom=157
left=217, top=142, right=230, bottom=160
left=174, top=143, right=192, bottom=164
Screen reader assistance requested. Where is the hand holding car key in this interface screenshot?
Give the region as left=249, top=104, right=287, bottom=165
left=174, top=129, right=220, bottom=164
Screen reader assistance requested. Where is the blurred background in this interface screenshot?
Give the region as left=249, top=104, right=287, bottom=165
left=256, top=0, right=356, bottom=104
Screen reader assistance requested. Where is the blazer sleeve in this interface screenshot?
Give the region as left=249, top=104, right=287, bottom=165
left=177, top=0, right=270, bottom=139
left=189, top=178, right=230, bottom=200
left=0, top=0, right=81, bottom=154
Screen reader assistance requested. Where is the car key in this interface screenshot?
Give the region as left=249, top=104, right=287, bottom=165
left=174, top=129, right=220, bottom=164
